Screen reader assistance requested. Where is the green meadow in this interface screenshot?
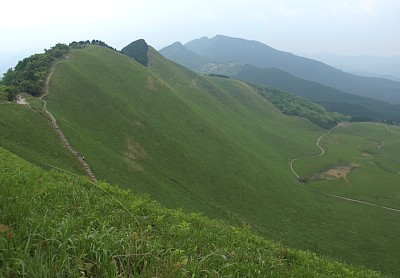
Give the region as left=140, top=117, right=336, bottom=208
left=294, top=122, right=400, bottom=209
left=0, top=147, right=381, bottom=277
left=1, top=45, right=400, bottom=275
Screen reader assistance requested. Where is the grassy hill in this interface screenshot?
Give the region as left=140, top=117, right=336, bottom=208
left=1, top=44, right=400, bottom=275
left=0, top=147, right=381, bottom=277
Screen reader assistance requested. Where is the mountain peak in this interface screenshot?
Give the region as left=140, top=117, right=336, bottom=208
left=121, top=39, right=149, bottom=66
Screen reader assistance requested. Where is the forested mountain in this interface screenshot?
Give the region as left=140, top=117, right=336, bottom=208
left=233, top=65, right=400, bottom=123
left=184, top=35, right=400, bottom=104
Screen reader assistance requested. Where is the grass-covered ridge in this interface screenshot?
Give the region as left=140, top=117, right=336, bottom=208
left=2, top=44, right=400, bottom=274
left=0, top=147, right=381, bottom=277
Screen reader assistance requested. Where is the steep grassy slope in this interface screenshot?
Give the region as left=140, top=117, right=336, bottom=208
left=0, top=94, right=84, bottom=175
left=45, top=45, right=320, bottom=221
left=0, top=147, right=382, bottom=277
left=30, top=45, right=400, bottom=275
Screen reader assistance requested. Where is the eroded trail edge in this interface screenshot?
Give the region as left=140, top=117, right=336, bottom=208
left=40, top=62, right=98, bottom=182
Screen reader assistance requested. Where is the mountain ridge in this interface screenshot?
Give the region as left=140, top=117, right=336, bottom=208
left=184, top=35, right=400, bottom=104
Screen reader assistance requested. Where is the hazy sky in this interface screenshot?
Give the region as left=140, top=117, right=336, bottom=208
left=1, top=0, right=399, bottom=56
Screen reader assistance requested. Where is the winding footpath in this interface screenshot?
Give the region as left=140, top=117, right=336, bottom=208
left=40, top=62, right=97, bottom=182
left=290, top=124, right=341, bottom=180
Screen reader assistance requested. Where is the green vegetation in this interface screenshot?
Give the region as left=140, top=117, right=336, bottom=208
left=69, top=39, right=116, bottom=50
left=2, top=44, right=400, bottom=275
left=121, top=39, right=149, bottom=66
left=252, top=84, right=349, bottom=128
left=0, top=44, right=70, bottom=100
left=0, top=147, right=381, bottom=277
left=204, top=73, right=230, bottom=78
left=0, top=40, right=117, bottom=101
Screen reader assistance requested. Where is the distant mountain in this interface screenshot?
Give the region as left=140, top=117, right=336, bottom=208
left=159, top=42, right=212, bottom=72
left=232, top=65, right=400, bottom=123
left=161, top=40, right=400, bottom=124
left=184, top=35, right=400, bottom=104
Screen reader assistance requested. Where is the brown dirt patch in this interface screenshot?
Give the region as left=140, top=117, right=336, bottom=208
left=146, top=76, right=156, bottom=91
left=131, top=120, right=143, bottom=127
left=123, top=138, right=147, bottom=172
left=325, top=163, right=360, bottom=181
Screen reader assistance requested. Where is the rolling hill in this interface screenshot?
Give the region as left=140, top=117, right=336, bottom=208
left=183, top=35, right=400, bottom=104
left=1, top=41, right=400, bottom=275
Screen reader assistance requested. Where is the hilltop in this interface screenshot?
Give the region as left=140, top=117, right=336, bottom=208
left=1, top=41, right=400, bottom=275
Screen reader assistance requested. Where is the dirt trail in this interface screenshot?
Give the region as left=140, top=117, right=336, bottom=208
left=311, top=189, right=400, bottom=213
left=40, top=62, right=97, bottom=182
left=290, top=124, right=341, bottom=179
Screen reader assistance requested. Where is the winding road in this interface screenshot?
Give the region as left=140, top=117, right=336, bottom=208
left=40, top=62, right=98, bottom=182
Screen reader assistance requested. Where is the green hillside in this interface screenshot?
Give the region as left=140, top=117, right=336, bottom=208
left=0, top=92, right=84, bottom=175
left=1, top=44, right=400, bottom=275
left=0, top=147, right=381, bottom=277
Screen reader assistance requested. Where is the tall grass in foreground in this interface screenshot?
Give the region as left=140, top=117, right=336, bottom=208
left=0, top=148, right=381, bottom=277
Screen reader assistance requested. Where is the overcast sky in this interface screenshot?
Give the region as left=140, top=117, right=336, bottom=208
left=1, top=0, right=399, bottom=56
